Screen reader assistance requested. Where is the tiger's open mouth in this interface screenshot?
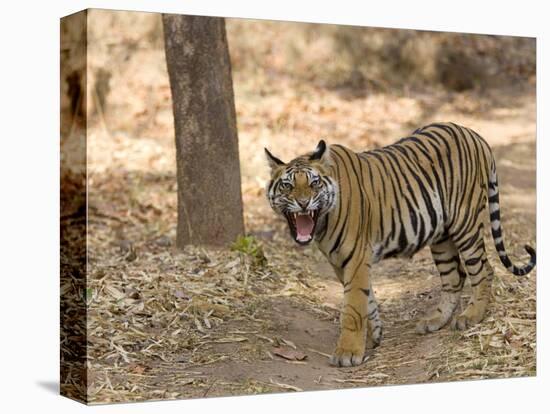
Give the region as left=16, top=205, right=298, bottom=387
left=285, top=210, right=319, bottom=245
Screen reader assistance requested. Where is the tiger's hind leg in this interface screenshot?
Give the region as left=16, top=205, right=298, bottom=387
left=365, top=284, right=382, bottom=348
left=416, top=239, right=466, bottom=334
left=451, top=234, right=494, bottom=330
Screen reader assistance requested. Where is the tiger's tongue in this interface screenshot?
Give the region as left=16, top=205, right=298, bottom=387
left=296, top=214, right=314, bottom=241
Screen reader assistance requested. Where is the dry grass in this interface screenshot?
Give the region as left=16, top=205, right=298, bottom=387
left=85, top=216, right=340, bottom=402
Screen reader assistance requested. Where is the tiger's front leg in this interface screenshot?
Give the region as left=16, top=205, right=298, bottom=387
left=330, top=259, right=371, bottom=367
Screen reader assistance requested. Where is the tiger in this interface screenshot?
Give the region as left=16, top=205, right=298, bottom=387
left=264, top=122, right=536, bottom=367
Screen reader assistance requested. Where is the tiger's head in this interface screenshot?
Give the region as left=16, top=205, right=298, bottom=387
left=264, top=140, right=338, bottom=245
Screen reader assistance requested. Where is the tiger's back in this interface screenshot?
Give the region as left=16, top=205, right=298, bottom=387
left=316, top=122, right=496, bottom=266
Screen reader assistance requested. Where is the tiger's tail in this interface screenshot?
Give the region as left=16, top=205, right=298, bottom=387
left=487, top=158, right=536, bottom=276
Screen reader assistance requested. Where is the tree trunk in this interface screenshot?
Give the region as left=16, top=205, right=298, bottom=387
left=162, top=14, right=245, bottom=248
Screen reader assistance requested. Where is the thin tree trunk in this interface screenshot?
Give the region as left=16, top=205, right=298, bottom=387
left=162, top=14, right=245, bottom=247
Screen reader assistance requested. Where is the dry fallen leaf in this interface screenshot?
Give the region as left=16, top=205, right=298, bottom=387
left=174, top=289, right=189, bottom=300
left=105, top=285, right=125, bottom=300
left=281, top=338, right=297, bottom=349
left=269, top=379, right=303, bottom=392
left=129, top=364, right=147, bottom=375
left=212, top=337, right=248, bottom=343
left=272, top=347, right=307, bottom=361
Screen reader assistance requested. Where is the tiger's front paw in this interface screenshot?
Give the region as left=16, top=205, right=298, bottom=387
left=330, top=346, right=365, bottom=367
left=330, top=335, right=366, bottom=367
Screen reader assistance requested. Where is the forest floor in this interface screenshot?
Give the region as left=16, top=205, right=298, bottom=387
left=80, top=80, right=537, bottom=403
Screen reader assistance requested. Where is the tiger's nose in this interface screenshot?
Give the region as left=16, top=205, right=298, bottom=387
left=297, top=199, right=309, bottom=209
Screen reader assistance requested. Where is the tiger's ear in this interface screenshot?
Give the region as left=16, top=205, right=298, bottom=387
left=264, top=148, right=286, bottom=171
left=309, top=140, right=330, bottom=164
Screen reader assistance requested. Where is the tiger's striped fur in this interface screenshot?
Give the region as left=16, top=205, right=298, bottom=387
left=265, top=122, right=536, bottom=367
